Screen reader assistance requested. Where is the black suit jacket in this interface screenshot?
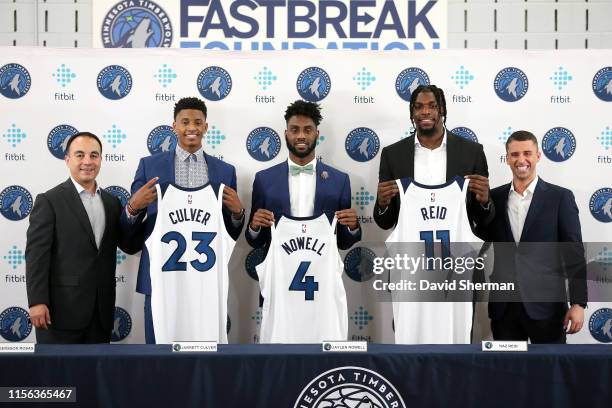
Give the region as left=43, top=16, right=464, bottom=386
left=373, top=132, right=494, bottom=232
left=26, top=179, right=142, bottom=331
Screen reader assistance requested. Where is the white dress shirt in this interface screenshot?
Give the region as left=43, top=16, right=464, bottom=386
left=288, top=157, right=317, bottom=217
left=507, top=176, right=539, bottom=243
left=414, top=130, right=447, bottom=185
left=71, top=177, right=105, bottom=249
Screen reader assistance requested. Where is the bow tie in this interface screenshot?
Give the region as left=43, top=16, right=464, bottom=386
left=290, top=164, right=314, bottom=176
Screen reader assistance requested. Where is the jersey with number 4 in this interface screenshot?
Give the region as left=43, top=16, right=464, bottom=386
left=145, top=183, right=236, bottom=344
left=257, top=214, right=348, bottom=343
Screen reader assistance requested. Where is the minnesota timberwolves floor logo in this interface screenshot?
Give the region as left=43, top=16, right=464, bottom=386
left=245, top=247, right=267, bottom=281
left=450, top=127, right=478, bottom=143
left=494, top=67, right=528, bottom=102
left=0, top=306, right=32, bottom=342
left=0, top=63, right=31, bottom=99
left=246, top=127, right=281, bottom=161
left=589, top=308, right=612, bottom=343
left=101, top=0, right=172, bottom=48
left=147, top=125, right=177, bottom=154
left=542, top=127, right=576, bottom=162
left=395, top=67, right=430, bottom=102
left=297, top=67, right=331, bottom=102
left=111, top=306, right=132, bottom=342
left=197, top=66, right=232, bottom=101
left=589, top=188, right=612, bottom=223
left=0, top=185, right=33, bottom=221
left=97, top=65, right=132, bottom=100
left=592, top=67, right=612, bottom=102
left=294, top=366, right=406, bottom=408
left=105, top=186, right=131, bottom=207
left=344, top=247, right=377, bottom=282
left=345, top=128, right=380, bottom=162
left=47, top=124, right=78, bottom=159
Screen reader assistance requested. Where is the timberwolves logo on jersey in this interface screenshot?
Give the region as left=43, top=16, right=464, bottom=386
left=494, top=67, right=528, bottom=102
left=111, top=307, right=132, bottom=342
left=542, top=127, right=576, bottom=162
left=0, top=307, right=32, bottom=342
left=245, top=247, right=266, bottom=281
left=344, top=247, right=376, bottom=282
left=592, top=67, right=612, bottom=102
left=296, top=67, right=331, bottom=102
left=589, top=188, right=612, bottom=223
left=105, top=186, right=131, bottom=207
left=0, top=185, right=33, bottom=221
left=101, top=0, right=172, bottom=48
left=97, top=65, right=132, bottom=100
left=47, top=124, right=78, bottom=159
left=294, top=366, right=406, bottom=408
left=246, top=127, right=281, bottom=161
left=147, top=125, right=177, bottom=155
left=345, top=127, right=380, bottom=162
left=0, top=63, right=31, bottom=99
left=395, top=67, right=430, bottom=102
left=589, top=308, right=612, bottom=343
left=197, top=66, right=232, bottom=101
left=450, top=127, right=479, bottom=143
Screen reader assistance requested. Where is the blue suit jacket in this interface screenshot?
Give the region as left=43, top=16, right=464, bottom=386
left=120, top=150, right=243, bottom=295
left=478, top=178, right=587, bottom=320
left=245, top=160, right=361, bottom=250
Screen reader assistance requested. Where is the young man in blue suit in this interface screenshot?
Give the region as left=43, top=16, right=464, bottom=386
left=479, top=131, right=587, bottom=343
left=246, top=100, right=360, bottom=250
left=121, top=97, right=245, bottom=343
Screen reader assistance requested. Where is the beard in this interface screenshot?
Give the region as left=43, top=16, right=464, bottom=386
left=285, top=136, right=317, bottom=158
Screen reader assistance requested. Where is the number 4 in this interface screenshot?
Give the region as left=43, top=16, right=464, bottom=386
left=289, top=261, right=318, bottom=301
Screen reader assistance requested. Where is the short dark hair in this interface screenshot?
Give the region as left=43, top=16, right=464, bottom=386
left=284, top=100, right=323, bottom=126
left=64, top=132, right=103, bottom=156
left=174, top=97, right=207, bottom=119
left=409, top=85, right=447, bottom=126
left=505, top=130, right=539, bottom=151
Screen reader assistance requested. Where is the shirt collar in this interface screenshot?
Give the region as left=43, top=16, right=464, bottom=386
left=288, top=157, right=317, bottom=170
left=415, top=128, right=447, bottom=150
left=510, top=175, right=539, bottom=198
left=70, top=177, right=100, bottom=195
left=175, top=144, right=205, bottom=163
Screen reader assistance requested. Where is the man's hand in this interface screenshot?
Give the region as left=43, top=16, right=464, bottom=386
left=29, top=304, right=51, bottom=330
left=465, top=175, right=490, bottom=205
left=222, top=186, right=244, bottom=218
left=563, top=304, right=585, bottom=334
left=129, top=177, right=159, bottom=211
left=377, top=181, right=399, bottom=207
left=336, top=208, right=359, bottom=230
left=249, top=209, right=275, bottom=232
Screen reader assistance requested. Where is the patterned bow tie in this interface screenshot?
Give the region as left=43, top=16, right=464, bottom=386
left=290, top=164, right=314, bottom=176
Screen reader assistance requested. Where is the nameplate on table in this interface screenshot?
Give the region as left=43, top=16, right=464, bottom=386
left=322, top=341, right=368, bottom=352
left=0, top=343, right=34, bottom=353
left=482, top=341, right=528, bottom=352
left=172, top=342, right=217, bottom=352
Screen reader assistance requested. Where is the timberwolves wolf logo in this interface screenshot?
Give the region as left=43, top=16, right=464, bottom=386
left=345, top=128, right=380, bottom=162
left=297, top=67, right=331, bottom=102
left=47, top=124, right=78, bottom=159
left=542, top=127, right=576, bottom=162
left=0, top=63, right=31, bottom=99
left=197, top=66, right=232, bottom=101
left=344, top=247, right=377, bottom=282
left=589, top=308, right=612, bottom=343
left=101, top=0, right=172, bottom=48
left=0, top=307, right=32, bottom=342
left=590, top=188, right=612, bottom=223
left=395, top=67, right=430, bottom=102
left=245, top=247, right=267, bottom=281
left=105, top=186, right=131, bottom=207
left=494, top=67, right=529, bottom=102
left=592, top=67, right=612, bottom=102
left=450, top=127, right=479, bottom=143
left=246, top=127, right=281, bottom=162
left=0, top=186, right=33, bottom=221
left=147, top=125, right=177, bottom=155
left=97, top=65, right=133, bottom=100
left=294, top=366, right=406, bottom=408
left=111, top=307, right=132, bottom=342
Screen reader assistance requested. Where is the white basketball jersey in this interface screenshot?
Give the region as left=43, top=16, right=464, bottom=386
left=145, top=183, right=236, bottom=344
left=386, top=177, right=482, bottom=344
left=257, top=214, right=348, bottom=343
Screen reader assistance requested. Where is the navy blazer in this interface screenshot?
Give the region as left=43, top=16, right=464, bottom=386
left=120, top=150, right=243, bottom=295
left=478, top=178, right=587, bottom=320
left=245, top=160, right=361, bottom=250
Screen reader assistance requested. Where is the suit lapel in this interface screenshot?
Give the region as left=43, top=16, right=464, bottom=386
left=99, top=190, right=114, bottom=251
left=314, top=161, right=326, bottom=215
left=61, top=179, right=97, bottom=249
left=445, top=133, right=462, bottom=180
left=204, top=152, right=216, bottom=184
left=166, top=151, right=176, bottom=184
left=405, top=137, right=415, bottom=179
left=520, top=178, right=547, bottom=242
left=279, top=161, right=291, bottom=216
left=497, top=184, right=514, bottom=242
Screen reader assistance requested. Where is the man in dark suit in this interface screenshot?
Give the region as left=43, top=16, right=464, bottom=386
left=246, top=100, right=360, bottom=250
left=479, top=130, right=587, bottom=343
left=26, top=132, right=142, bottom=343
left=374, top=85, right=494, bottom=231
left=121, top=97, right=244, bottom=343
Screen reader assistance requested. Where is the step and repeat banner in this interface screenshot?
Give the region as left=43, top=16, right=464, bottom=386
left=0, top=47, right=611, bottom=344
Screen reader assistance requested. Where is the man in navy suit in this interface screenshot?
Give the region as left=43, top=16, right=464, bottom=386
left=246, top=100, right=360, bottom=250
left=479, top=130, right=587, bottom=343
left=121, top=97, right=245, bottom=343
